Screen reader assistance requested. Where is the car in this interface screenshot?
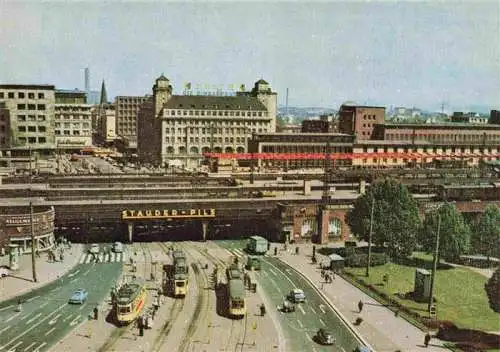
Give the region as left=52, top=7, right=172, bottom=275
left=280, top=300, right=295, bottom=313
left=316, top=328, right=335, bottom=345
left=112, top=242, right=123, bottom=253
left=69, top=289, right=88, bottom=304
left=89, top=244, right=100, bottom=254
left=0, top=267, right=9, bottom=278
left=288, top=288, right=306, bottom=303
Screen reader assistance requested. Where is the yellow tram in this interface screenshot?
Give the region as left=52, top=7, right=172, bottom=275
left=228, top=278, right=246, bottom=318
left=116, top=279, right=147, bottom=324
left=172, top=250, right=189, bottom=297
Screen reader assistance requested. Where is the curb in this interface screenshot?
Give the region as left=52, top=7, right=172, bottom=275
left=276, top=256, right=376, bottom=352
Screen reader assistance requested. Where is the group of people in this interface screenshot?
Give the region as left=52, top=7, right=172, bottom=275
left=320, top=269, right=335, bottom=283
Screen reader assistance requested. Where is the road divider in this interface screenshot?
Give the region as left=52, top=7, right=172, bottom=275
left=48, top=313, right=61, bottom=325
left=44, top=327, right=56, bottom=336
left=23, top=341, right=37, bottom=351
left=33, top=341, right=47, bottom=352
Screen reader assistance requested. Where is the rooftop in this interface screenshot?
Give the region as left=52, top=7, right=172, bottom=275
left=0, top=84, right=55, bottom=90
left=163, top=95, right=267, bottom=111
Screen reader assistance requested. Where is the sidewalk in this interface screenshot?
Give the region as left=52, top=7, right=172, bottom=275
left=0, top=243, right=84, bottom=303
left=276, top=243, right=449, bottom=352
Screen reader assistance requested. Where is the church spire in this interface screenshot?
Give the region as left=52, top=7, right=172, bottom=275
left=100, top=80, right=108, bottom=105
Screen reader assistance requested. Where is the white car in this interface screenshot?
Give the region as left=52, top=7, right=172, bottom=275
left=0, top=267, right=9, bottom=278
left=288, top=288, right=306, bottom=303
left=89, top=244, right=100, bottom=254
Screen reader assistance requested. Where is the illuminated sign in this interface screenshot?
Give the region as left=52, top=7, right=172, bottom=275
left=122, top=208, right=216, bottom=220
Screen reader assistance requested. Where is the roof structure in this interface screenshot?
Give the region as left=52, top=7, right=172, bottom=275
left=163, top=95, right=266, bottom=111
left=228, top=279, right=245, bottom=299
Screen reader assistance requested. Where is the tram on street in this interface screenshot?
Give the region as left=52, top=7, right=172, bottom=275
left=116, top=279, right=147, bottom=324
left=246, top=235, right=268, bottom=255
left=228, top=278, right=246, bottom=318
left=172, top=250, right=189, bottom=297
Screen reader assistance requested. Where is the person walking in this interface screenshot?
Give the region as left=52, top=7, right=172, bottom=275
left=16, top=299, right=22, bottom=312
left=93, top=306, right=99, bottom=320
left=424, top=332, right=431, bottom=347
left=358, top=300, right=364, bottom=313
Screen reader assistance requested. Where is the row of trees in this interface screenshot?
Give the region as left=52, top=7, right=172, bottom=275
left=346, top=179, right=500, bottom=262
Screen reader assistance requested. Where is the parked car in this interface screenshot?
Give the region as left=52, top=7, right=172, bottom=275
left=69, top=289, right=88, bottom=304
left=0, top=267, right=9, bottom=278
left=89, top=244, right=100, bottom=254
left=288, top=288, right=306, bottom=303
left=316, top=328, right=335, bottom=345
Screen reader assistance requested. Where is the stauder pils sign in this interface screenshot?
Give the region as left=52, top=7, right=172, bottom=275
left=121, top=208, right=216, bottom=220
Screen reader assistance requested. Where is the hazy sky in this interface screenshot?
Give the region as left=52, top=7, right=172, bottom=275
left=0, top=1, right=498, bottom=111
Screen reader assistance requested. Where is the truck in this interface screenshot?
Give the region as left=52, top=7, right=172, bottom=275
left=246, top=236, right=268, bottom=255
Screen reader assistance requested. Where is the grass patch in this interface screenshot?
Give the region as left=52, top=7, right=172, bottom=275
left=344, top=253, right=499, bottom=332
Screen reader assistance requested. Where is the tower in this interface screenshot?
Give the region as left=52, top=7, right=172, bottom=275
left=252, top=79, right=278, bottom=132
left=84, top=68, right=90, bottom=92
left=100, top=80, right=108, bottom=105
left=153, top=74, right=172, bottom=116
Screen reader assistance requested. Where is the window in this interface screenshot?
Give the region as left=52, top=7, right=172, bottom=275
left=28, top=93, right=35, bottom=99
left=28, top=115, right=36, bottom=121
left=17, top=115, right=26, bottom=122
left=64, top=130, right=70, bottom=135
left=37, top=115, right=46, bottom=121
left=28, top=137, right=36, bottom=144
left=28, top=104, right=36, bottom=110
left=18, top=126, right=26, bottom=132
left=38, top=93, right=44, bottom=99
left=38, top=137, right=46, bottom=143
left=73, top=130, right=80, bottom=135
left=18, top=92, right=25, bottom=99
left=37, top=104, right=45, bottom=110
left=0, top=92, right=4, bottom=98
left=17, top=104, right=26, bottom=110
left=38, top=126, right=46, bottom=132
left=18, top=137, right=26, bottom=144
left=28, top=126, right=36, bottom=132
left=8, top=92, right=14, bottom=99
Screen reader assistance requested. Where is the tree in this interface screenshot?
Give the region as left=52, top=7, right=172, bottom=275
left=419, top=203, right=471, bottom=262
left=472, top=204, right=500, bottom=261
left=345, top=178, right=421, bottom=258
left=485, top=267, right=500, bottom=312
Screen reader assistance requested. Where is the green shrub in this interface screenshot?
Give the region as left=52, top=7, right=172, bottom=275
left=345, top=253, right=388, bottom=267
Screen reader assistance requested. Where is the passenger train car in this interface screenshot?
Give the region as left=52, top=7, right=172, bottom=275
left=228, top=278, right=246, bottom=318
left=172, top=250, right=189, bottom=297
left=116, top=279, right=147, bottom=324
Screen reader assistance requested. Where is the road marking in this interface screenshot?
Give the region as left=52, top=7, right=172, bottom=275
left=319, top=304, right=327, bottom=314
left=297, top=319, right=303, bottom=328
left=0, top=305, right=13, bottom=312
left=269, top=268, right=278, bottom=276
left=269, top=277, right=282, bottom=293
left=298, top=304, right=306, bottom=315
left=26, top=312, right=42, bottom=325
left=6, top=312, right=21, bottom=323
left=50, top=287, right=61, bottom=293
left=286, top=269, right=292, bottom=274
left=63, top=314, right=74, bottom=322
left=40, top=302, right=49, bottom=309
left=44, top=327, right=56, bottom=336
left=0, top=325, right=11, bottom=334
left=70, top=278, right=77, bottom=283
left=20, top=313, right=32, bottom=321
left=340, top=348, right=346, bottom=352
left=1, top=303, right=67, bottom=351
left=319, top=318, right=326, bottom=326
left=78, top=304, right=86, bottom=311
left=69, top=314, right=81, bottom=326
left=266, top=261, right=297, bottom=287
left=48, top=313, right=61, bottom=325
left=33, top=342, right=47, bottom=352
left=9, top=341, right=23, bottom=351
left=79, top=255, right=86, bottom=264
left=85, top=255, right=92, bottom=264
left=83, top=269, right=91, bottom=276
left=68, top=269, right=80, bottom=277
left=234, top=249, right=243, bottom=255
left=104, top=253, right=109, bottom=262
left=25, top=295, right=40, bottom=302
left=310, top=306, right=317, bottom=314
left=23, top=342, right=37, bottom=351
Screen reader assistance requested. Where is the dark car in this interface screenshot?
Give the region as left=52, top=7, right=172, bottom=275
left=280, top=300, right=295, bottom=313
left=316, top=328, right=335, bottom=345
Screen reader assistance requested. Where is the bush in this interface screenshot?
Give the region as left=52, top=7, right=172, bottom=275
left=345, top=253, right=388, bottom=267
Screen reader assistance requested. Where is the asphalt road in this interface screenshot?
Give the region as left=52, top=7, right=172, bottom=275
left=0, top=245, right=122, bottom=352
left=218, top=240, right=361, bottom=352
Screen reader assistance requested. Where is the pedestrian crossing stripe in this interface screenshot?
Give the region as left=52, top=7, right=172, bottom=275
left=79, top=252, right=125, bottom=264
left=227, top=248, right=244, bottom=258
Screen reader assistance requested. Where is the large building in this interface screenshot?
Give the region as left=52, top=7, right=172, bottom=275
left=451, top=112, right=488, bottom=124
left=0, top=102, right=9, bottom=149
left=138, top=75, right=277, bottom=169
left=115, top=95, right=149, bottom=151
left=95, top=104, right=116, bottom=144
left=338, top=104, right=385, bottom=140
left=0, top=84, right=56, bottom=155
left=54, top=90, right=92, bottom=151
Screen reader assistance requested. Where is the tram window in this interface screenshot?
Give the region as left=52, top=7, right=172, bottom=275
left=176, top=281, right=185, bottom=287
left=118, top=306, right=131, bottom=314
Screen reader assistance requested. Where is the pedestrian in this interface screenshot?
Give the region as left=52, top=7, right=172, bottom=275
left=358, top=300, right=364, bottom=313
left=93, top=306, right=99, bottom=320
left=321, top=269, right=325, bottom=278
left=16, top=299, right=22, bottom=312
left=260, top=304, right=266, bottom=316
left=325, top=274, right=330, bottom=283
left=274, top=247, right=277, bottom=256
left=424, top=332, right=431, bottom=347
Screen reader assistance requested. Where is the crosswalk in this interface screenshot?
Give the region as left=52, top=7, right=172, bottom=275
left=78, top=251, right=127, bottom=264
left=225, top=248, right=245, bottom=258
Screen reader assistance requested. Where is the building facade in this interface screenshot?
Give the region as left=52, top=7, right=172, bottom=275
left=138, top=75, right=278, bottom=170
left=114, top=95, right=149, bottom=150
left=0, top=102, right=9, bottom=149
left=54, top=90, right=92, bottom=151
left=301, top=119, right=330, bottom=133
left=338, top=104, right=385, bottom=140
left=490, top=110, right=500, bottom=125
left=451, top=112, right=488, bottom=124
left=0, top=84, right=56, bottom=155
left=96, top=104, right=116, bottom=144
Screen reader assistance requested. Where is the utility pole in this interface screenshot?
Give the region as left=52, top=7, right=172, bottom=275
left=322, top=142, right=331, bottom=203
left=30, top=201, right=38, bottom=283
left=365, top=197, right=375, bottom=277
left=428, top=213, right=441, bottom=312
left=28, top=146, right=32, bottom=185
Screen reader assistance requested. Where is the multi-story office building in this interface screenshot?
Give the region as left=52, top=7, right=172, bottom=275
left=54, top=90, right=92, bottom=151
left=0, top=84, right=56, bottom=155
left=338, top=104, right=385, bottom=140
left=490, top=110, right=500, bottom=125
left=115, top=95, right=149, bottom=150
left=138, top=75, right=277, bottom=169
left=451, top=112, right=488, bottom=124
left=96, top=104, right=116, bottom=144
left=0, top=103, right=9, bottom=149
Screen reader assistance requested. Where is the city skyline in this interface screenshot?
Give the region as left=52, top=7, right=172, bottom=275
left=0, top=1, right=498, bottom=112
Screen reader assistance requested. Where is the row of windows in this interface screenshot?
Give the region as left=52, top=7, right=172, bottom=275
left=55, top=122, right=90, bottom=129
left=166, top=110, right=264, bottom=117
left=164, top=119, right=265, bottom=127
left=55, top=115, right=91, bottom=120
left=18, top=115, right=46, bottom=122
left=17, top=104, right=46, bottom=111
left=163, top=146, right=245, bottom=154
left=360, top=147, right=498, bottom=154
left=362, top=114, right=378, bottom=120
left=18, top=126, right=46, bottom=133
left=359, top=157, right=499, bottom=164
left=55, top=130, right=90, bottom=136
left=0, top=92, right=45, bottom=99
left=386, top=133, right=500, bottom=141
left=56, top=106, right=90, bottom=112
left=165, top=136, right=249, bottom=143
left=261, top=146, right=350, bottom=153
left=165, top=127, right=261, bottom=135
left=18, top=136, right=46, bottom=144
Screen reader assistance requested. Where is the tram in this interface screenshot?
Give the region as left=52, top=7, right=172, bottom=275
left=247, top=236, right=268, bottom=255
left=228, top=278, right=246, bottom=318
left=116, top=279, right=147, bottom=324
left=172, top=250, right=189, bottom=297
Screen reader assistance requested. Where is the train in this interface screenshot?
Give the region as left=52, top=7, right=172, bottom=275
left=246, top=235, right=268, bottom=255
left=227, top=263, right=246, bottom=318
left=172, top=250, right=189, bottom=297
left=116, top=279, right=147, bottom=325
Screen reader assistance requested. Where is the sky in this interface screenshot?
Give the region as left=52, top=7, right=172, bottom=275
left=0, top=1, right=498, bottom=112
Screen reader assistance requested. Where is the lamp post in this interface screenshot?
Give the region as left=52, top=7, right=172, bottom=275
left=30, top=201, right=38, bottom=283
left=365, top=197, right=375, bottom=277
left=428, top=213, right=441, bottom=313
